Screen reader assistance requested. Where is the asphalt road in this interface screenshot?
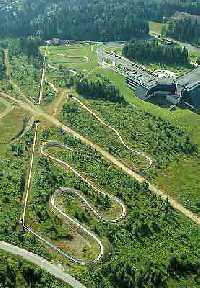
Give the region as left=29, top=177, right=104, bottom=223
left=0, top=241, right=86, bottom=288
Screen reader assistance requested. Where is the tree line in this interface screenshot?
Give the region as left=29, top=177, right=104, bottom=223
left=0, top=49, right=5, bottom=80
left=1, top=0, right=199, bottom=41
left=123, top=40, right=189, bottom=65
left=0, top=0, right=149, bottom=41
left=166, top=13, right=200, bottom=45
left=6, top=37, right=42, bottom=61
left=75, top=76, right=125, bottom=103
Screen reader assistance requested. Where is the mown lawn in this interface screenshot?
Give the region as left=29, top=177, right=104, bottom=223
left=0, top=107, right=26, bottom=154
left=149, top=21, right=165, bottom=35
left=156, top=157, right=200, bottom=212
left=0, top=98, right=7, bottom=113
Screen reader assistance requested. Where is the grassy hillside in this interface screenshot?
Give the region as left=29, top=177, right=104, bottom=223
left=44, top=44, right=200, bottom=214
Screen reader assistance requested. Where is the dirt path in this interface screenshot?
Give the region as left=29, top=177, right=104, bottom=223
left=21, top=123, right=39, bottom=225
left=52, top=90, right=66, bottom=117
left=20, top=140, right=127, bottom=265
left=72, top=95, right=153, bottom=169
left=38, top=48, right=47, bottom=104
left=3, top=49, right=11, bottom=80
left=1, top=90, right=200, bottom=225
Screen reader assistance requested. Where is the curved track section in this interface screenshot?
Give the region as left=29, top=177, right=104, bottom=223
left=46, top=76, right=153, bottom=170
left=35, top=141, right=127, bottom=264
left=71, top=95, right=153, bottom=169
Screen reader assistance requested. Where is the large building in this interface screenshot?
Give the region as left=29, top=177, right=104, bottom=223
left=98, top=48, right=200, bottom=109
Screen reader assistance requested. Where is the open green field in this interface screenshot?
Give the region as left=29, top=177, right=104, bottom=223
left=0, top=107, right=27, bottom=154
left=156, top=157, right=200, bottom=212
left=0, top=98, right=7, bottom=113
left=1, top=42, right=200, bottom=288
left=149, top=21, right=165, bottom=35
left=44, top=43, right=200, bottom=214
left=46, top=45, right=98, bottom=74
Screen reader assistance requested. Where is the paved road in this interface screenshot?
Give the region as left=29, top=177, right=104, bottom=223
left=2, top=91, right=200, bottom=225
left=0, top=241, right=86, bottom=288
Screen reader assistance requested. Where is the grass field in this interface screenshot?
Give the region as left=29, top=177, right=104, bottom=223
left=44, top=43, right=200, bottom=214
left=149, top=21, right=165, bottom=35
left=46, top=45, right=98, bottom=73
left=1, top=42, right=200, bottom=287
left=0, top=107, right=27, bottom=154
left=0, top=98, right=7, bottom=113
left=156, top=157, right=200, bottom=212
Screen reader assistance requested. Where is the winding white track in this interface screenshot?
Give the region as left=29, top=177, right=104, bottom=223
left=28, top=141, right=127, bottom=265
left=46, top=77, right=153, bottom=169
left=71, top=95, right=153, bottom=169
left=20, top=48, right=126, bottom=266
left=1, top=43, right=200, bottom=286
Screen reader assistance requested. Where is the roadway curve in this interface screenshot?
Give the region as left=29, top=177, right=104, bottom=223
left=0, top=104, right=14, bottom=121
left=0, top=241, right=86, bottom=288
left=46, top=79, right=153, bottom=169
left=0, top=98, right=14, bottom=121
left=26, top=141, right=126, bottom=265
left=71, top=95, right=153, bottom=169
left=2, top=91, right=200, bottom=226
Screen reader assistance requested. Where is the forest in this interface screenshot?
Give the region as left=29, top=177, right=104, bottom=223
left=166, top=13, right=200, bottom=45
left=0, top=0, right=199, bottom=41
left=0, top=250, right=70, bottom=288
left=0, top=0, right=149, bottom=41
left=0, top=49, right=5, bottom=80
left=75, top=75, right=125, bottom=103
left=14, top=129, right=200, bottom=288
left=123, top=40, right=189, bottom=65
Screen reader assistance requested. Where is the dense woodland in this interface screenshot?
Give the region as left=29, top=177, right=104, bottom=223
left=166, top=13, right=200, bottom=45
left=75, top=76, right=125, bottom=103
left=0, top=251, right=70, bottom=288
left=6, top=37, right=42, bottom=61
left=0, top=0, right=149, bottom=41
left=0, top=0, right=200, bottom=41
left=123, top=40, right=189, bottom=65
left=0, top=49, right=5, bottom=80
left=12, top=129, right=200, bottom=288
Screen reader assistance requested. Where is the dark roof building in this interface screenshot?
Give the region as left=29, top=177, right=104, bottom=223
left=98, top=48, right=200, bottom=109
